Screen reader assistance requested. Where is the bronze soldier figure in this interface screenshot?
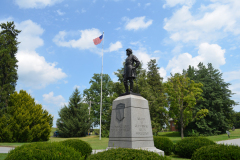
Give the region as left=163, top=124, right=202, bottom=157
left=123, top=48, right=140, bottom=93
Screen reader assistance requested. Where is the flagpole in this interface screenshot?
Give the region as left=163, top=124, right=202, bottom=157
left=100, top=31, right=104, bottom=140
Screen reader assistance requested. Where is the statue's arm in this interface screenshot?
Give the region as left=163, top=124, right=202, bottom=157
left=133, top=55, right=140, bottom=68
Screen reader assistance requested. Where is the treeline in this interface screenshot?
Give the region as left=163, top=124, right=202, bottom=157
left=81, top=61, right=239, bottom=139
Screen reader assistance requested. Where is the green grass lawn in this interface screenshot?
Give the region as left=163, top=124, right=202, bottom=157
left=0, top=128, right=239, bottom=160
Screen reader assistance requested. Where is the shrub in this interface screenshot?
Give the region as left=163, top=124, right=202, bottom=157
left=153, top=136, right=174, bottom=155
left=192, top=144, right=240, bottom=160
left=87, top=148, right=170, bottom=160
left=5, top=142, right=85, bottom=160
left=59, top=139, right=92, bottom=158
left=173, top=137, right=216, bottom=159
left=1, top=90, right=54, bottom=142
left=186, top=129, right=200, bottom=137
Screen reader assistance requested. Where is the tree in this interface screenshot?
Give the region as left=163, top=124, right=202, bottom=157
left=0, top=21, right=20, bottom=115
left=232, top=111, right=240, bottom=129
left=56, top=88, right=91, bottom=138
left=184, top=63, right=239, bottom=135
left=83, top=74, right=113, bottom=137
left=0, top=90, right=53, bottom=142
left=163, top=73, right=208, bottom=139
left=146, top=59, right=169, bottom=134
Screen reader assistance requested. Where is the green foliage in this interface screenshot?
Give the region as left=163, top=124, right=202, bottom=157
left=57, top=88, right=91, bottom=138
left=0, top=114, right=13, bottom=142
left=186, top=129, right=200, bottom=137
left=0, top=21, right=20, bottom=113
left=5, top=142, right=85, bottom=160
left=87, top=148, right=170, bottom=160
left=146, top=59, right=169, bottom=134
left=183, top=63, right=239, bottom=136
left=163, top=72, right=206, bottom=139
left=173, top=137, right=216, bottom=159
left=0, top=90, right=53, bottom=142
left=83, top=74, right=113, bottom=137
left=232, top=111, right=240, bottom=129
left=192, top=144, right=240, bottom=160
left=153, top=136, right=174, bottom=155
left=59, top=139, right=92, bottom=159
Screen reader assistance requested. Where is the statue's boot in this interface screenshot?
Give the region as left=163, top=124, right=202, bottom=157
left=130, top=81, right=133, bottom=93
left=124, top=83, right=129, bottom=94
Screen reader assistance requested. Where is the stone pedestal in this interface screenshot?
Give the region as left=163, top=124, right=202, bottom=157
left=107, top=95, right=164, bottom=156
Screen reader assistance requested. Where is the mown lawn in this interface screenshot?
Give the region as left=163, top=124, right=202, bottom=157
left=0, top=128, right=239, bottom=160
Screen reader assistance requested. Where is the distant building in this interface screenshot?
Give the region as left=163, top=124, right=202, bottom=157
left=169, top=118, right=178, bottom=131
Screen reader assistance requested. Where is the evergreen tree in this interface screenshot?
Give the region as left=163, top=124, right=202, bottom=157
left=57, top=88, right=91, bottom=138
left=0, top=90, right=53, bottom=142
left=0, top=21, right=20, bottom=114
left=184, top=62, right=239, bottom=135
left=83, top=74, right=113, bottom=137
left=146, top=59, right=169, bottom=134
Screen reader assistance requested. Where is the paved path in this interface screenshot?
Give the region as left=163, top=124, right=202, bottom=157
left=216, top=138, right=240, bottom=146
left=1, top=138, right=240, bottom=154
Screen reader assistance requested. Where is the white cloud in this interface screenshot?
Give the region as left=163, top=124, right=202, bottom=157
left=159, top=67, right=167, bottom=82
left=56, top=9, right=65, bottom=15
left=115, top=27, right=121, bottom=30
left=15, top=20, right=67, bottom=88
left=53, top=28, right=102, bottom=51
left=108, top=41, right=122, bottom=52
left=154, top=50, right=161, bottom=53
left=223, top=70, right=240, bottom=82
left=164, top=1, right=240, bottom=43
left=127, top=8, right=130, bottom=11
left=134, top=48, right=159, bottom=69
left=166, top=43, right=226, bottom=74
left=15, top=0, right=63, bottom=9
left=171, top=45, right=183, bottom=54
left=123, top=16, right=153, bottom=31
left=43, top=92, right=66, bottom=107
left=17, top=50, right=67, bottom=88
left=163, top=0, right=195, bottom=8
left=17, top=20, right=44, bottom=51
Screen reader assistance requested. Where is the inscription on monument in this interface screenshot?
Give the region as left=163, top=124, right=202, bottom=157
left=135, top=117, right=149, bottom=135
left=110, top=125, right=130, bottom=132
left=116, top=103, right=125, bottom=121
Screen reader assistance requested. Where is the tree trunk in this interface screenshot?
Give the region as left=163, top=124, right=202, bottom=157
left=180, top=107, right=184, bottom=139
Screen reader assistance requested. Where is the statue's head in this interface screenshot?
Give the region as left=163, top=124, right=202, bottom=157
left=126, top=48, right=132, bottom=55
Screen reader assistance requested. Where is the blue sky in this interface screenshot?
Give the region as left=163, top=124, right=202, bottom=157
left=1, top=0, right=240, bottom=128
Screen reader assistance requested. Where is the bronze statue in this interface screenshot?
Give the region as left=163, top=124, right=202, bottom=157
left=123, top=48, right=140, bottom=94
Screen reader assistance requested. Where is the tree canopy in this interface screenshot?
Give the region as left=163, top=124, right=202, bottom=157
left=183, top=62, right=239, bottom=135
left=163, top=73, right=208, bottom=139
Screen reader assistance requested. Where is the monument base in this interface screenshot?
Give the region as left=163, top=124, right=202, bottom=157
left=108, top=94, right=165, bottom=156
left=106, top=147, right=164, bottom=156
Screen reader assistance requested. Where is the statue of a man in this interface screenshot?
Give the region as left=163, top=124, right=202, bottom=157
left=123, top=48, right=140, bottom=93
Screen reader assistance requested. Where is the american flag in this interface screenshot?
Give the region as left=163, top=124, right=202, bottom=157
left=93, top=34, right=103, bottom=45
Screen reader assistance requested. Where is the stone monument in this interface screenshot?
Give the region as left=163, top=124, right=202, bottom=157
left=107, top=48, right=164, bottom=156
